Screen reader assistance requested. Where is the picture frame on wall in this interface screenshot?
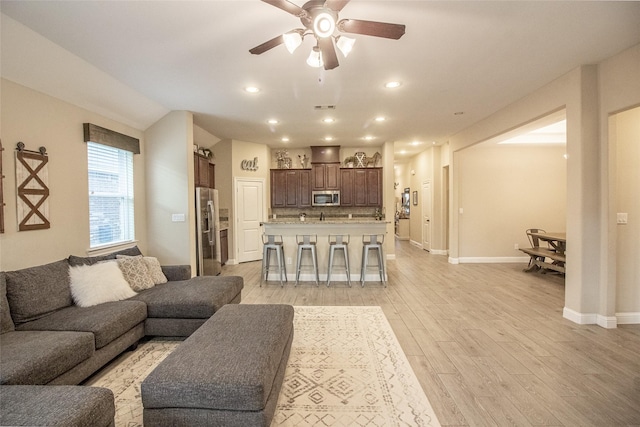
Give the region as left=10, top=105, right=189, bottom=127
left=412, top=190, right=418, bottom=205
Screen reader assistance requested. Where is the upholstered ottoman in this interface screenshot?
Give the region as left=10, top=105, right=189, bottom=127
left=141, top=304, right=294, bottom=427
left=0, top=385, right=115, bottom=427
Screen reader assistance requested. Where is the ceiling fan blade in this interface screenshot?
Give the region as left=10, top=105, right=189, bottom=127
left=338, top=19, right=406, bottom=40
left=318, top=38, right=339, bottom=70
left=249, top=34, right=284, bottom=55
left=324, top=0, right=350, bottom=12
left=261, top=0, right=308, bottom=18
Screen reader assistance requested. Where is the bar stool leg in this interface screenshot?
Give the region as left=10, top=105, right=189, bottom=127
left=295, top=245, right=303, bottom=286
left=344, top=247, right=351, bottom=287
left=360, top=246, right=368, bottom=287
left=326, top=246, right=334, bottom=287
left=376, top=246, right=386, bottom=286
left=311, top=246, right=319, bottom=286
left=277, top=246, right=286, bottom=287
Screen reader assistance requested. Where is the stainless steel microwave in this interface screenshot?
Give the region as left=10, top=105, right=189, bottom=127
left=312, top=190, right=340, bottom=207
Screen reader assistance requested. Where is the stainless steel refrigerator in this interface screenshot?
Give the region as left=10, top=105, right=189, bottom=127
left=195, top=187, right=221, bottom=276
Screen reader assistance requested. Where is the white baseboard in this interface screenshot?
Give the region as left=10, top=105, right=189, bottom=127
left=562, top=308, right=619, bottom=328
left=448, top=257, right=459, bottom=264
left=430, top=249, right=448, bottom=256
left=458, top=256, right=529, bottom=264
left=409, top=240, right=422, bottom=248
left=563, top=307, right=598, bottom=324
left=616, top=312, right=640, bottom=325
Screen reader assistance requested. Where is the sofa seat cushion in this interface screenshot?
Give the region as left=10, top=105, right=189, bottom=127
left=16, top=300, right=147, bottom=349
left=5, top=259, right=73, bottom=325
left=0, top=330, right=94, bottom=385
left=131, top=276, right=243, bottom=319
left=0, top=385, right=115, bottom=427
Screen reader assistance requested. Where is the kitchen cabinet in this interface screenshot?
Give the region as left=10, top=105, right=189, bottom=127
left=340, top=167, right=382, bottom=207
left=270, top=169, right=311, bottom=208
left=194, top=153, right=214, bottom=188
left=220, top=229, right=228, bottom=265
left=312, top=163, right=340, bottom=190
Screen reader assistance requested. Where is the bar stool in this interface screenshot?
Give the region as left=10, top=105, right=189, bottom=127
left=327, top=234, right=351, bottom=287
left=360, top=234, right=387, bottom=287
left=261, top=234, right=287, bottom=287
left=295, top=235, right=320, bottom=286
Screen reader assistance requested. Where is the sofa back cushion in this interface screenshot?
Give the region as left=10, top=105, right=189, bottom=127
left=68, top=246, right=143, bottom=267
left=5, top=259, right=73, bottom=325
left=1, top=273, right=16, bottom=333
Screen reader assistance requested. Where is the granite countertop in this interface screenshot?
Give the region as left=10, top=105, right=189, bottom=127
left=263, top=219, right=390, bottom=225
left=219, top=221, right=229, bottom=230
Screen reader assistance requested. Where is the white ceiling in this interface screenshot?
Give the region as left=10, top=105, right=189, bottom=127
left=2, top=1, right=639, bottom=160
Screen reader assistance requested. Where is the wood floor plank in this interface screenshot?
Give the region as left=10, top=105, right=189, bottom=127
left=224, top=239, right=640, bottom=426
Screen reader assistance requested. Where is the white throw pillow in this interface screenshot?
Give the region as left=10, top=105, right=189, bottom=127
left=69, top=262, right=137, bottom=307
left=143, top=256, right=168, bottom=285
left=116, top=255, right=155, bottom=291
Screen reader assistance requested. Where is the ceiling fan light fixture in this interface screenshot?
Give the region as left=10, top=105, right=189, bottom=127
left=336, top=35, right=355, bottom=57
left=283, top=31, right=303, bottom=54
left=306, top=46, right=323, bottom=68
left=313, top=12, right=336, bottom=38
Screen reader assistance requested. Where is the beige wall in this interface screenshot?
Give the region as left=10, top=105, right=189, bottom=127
left=458, top=145, right=566, bottom=259
left=446, top=43, right=640, bottom=326
left=144, top=111, right=194, bottom=269
left=0, top=79, right=147, bottom=270
left=613, top=107, right=640, bottom=316
left=599, top=44, right=640, bottom=323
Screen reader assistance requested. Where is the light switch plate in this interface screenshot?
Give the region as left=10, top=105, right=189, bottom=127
left=172, top=213, right=186, bottom=222
left=617, top=213, right=628, bottom=224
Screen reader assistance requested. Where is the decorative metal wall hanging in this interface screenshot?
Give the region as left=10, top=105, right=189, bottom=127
left=241, top=157, right=259, bottom=171
left=15, top=142, right=50, bottom=231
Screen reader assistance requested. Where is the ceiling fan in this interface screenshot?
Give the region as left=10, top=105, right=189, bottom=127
left=249, top=0, right=406, bottom=70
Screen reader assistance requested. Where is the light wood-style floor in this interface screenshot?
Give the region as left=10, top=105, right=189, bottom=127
left=221, top=239, right=640, bottom=426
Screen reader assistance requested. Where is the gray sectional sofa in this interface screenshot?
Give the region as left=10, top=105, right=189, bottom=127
left=0, top=246, right=244, bottom=426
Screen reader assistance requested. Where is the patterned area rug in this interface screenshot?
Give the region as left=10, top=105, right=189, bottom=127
left=86, top=306, right=440, bottom=427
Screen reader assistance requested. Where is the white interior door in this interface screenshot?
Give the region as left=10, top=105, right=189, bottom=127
left=235, top=178, right=265, bottom=263
left=422, top=181, right=432, bottom=251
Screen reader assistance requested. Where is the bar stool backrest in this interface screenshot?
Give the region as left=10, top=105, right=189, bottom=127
left=263, top=234, right=283, bottom=245
left=363, top=234, right=385, bottom=245
left=296, top=234, right=317, bottom=245
left=329, top=234, right=350, bottom=245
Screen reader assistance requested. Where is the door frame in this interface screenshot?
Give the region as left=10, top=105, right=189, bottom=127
left=421, top=180, right=432, bottom=252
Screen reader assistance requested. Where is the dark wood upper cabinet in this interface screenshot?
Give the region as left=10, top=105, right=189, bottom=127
left=340, top=167, right=382, bottom=207
left=194, top=153, right=214, bottom=188
left=312, top=163, right=340, bottom=190
left=270, top=169, right=311, bottom=208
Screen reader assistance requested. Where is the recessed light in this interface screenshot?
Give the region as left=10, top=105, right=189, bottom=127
left=384, top=81, right=402, bottom=89
left=364, top=136, right=374, bottom=141
left=375, top=116, right=386, bottom=122
left=411, top=141, right=422, bottom=146
left=245, top=86, right=260, bottom=93
left=324, top=136, right=334, bottom=142
left=267, top=119, right=279, bottom=124
left=322, top=117, right=335, bottom=123
left=281, top=137, right=290, bottom=142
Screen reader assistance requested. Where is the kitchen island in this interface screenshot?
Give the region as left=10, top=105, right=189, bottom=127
left=262, top=219, right=391, bottom=284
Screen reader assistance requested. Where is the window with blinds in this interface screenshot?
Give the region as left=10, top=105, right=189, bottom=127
left=87, top=141, right=134, bottom=247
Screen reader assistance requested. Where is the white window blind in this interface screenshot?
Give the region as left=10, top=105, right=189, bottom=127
left=87, top=141, right=134, bottom=248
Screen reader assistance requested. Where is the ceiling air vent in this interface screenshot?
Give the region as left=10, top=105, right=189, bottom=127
left=314, top=105, right=336, bottom=110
